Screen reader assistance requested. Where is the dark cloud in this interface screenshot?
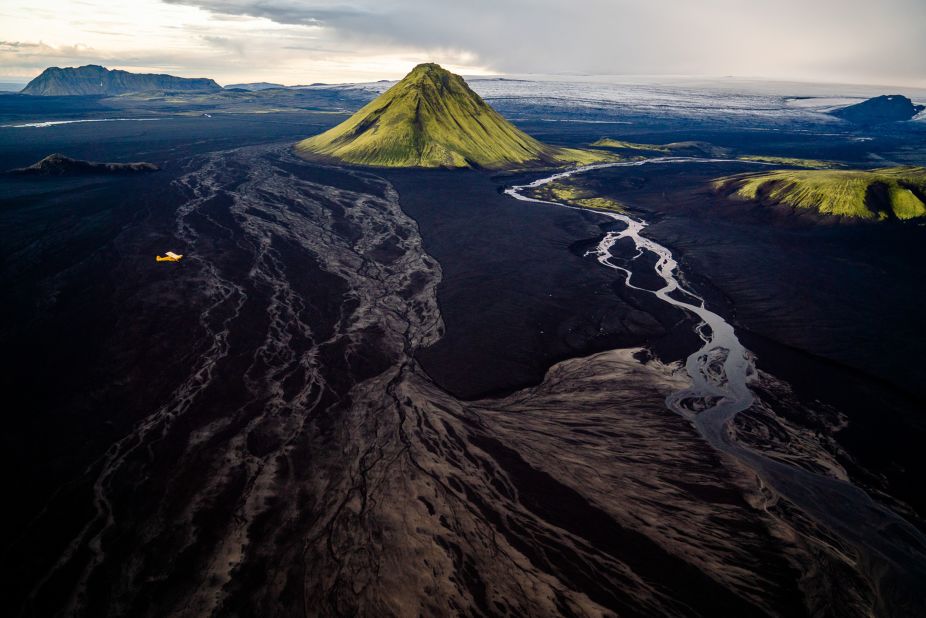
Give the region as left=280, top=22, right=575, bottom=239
left=163, top=0, right=374, bottom=27
left=161, top=0, right=926, bottom=85
left=3, top=1, right=924, bottom=86
left=1, top=40, right=46, bottom=51
left=200, top=34, right=246, bottom=55
left=0, top=39, right=213, bottom=78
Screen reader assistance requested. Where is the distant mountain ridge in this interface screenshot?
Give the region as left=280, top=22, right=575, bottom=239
left=21, top=65, right=221, bottom=96
left=224, top=82, right=286, bottom=91
left=9, top=153, right=159, bottom=175
left=295, top=63, right=610, bottom=169
left=830, top=95, right=925, bottom=124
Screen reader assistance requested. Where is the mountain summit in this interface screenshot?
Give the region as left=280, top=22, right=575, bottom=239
left=21, top=65, right=221, bottom=96
left=295, top=63, right=607, bottom=169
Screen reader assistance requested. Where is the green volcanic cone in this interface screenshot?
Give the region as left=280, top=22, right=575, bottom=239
left=295, top=63, right=610, bottom=169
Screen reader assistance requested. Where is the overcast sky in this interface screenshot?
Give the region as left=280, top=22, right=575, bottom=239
left=2, top=0, right=924, bottom=87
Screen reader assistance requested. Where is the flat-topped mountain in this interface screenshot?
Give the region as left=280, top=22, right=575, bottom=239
left=9, top=153, right=160, bottom=175
left=21, top=65, right=221, bottom=96
left=295, top=63, right=608, bottom=169
left=830, top=95, right=924, bottom=124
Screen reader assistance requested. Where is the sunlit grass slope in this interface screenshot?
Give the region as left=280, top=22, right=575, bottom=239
left=530, top=180, right=625, bottom=213
left=296, top=63, right=613, bottom=169
left=591, top=139, right=844, bottom=169
left=590, top=138, right=670, bottom=153
left=714, top=166, right=926, bottom=220
left=590, top=138, right=730, bottom=157
left=737, top=155, right=842, bottom=169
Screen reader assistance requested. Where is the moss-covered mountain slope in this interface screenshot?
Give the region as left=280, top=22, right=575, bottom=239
left=714, top=166, right=926, bottom=220
left=295, top=63, right=610, bottom=169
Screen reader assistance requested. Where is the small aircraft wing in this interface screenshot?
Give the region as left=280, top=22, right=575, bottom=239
left=165, top=251, right=183, bottom=259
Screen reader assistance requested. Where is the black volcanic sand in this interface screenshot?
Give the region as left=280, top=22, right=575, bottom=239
left=0, top=169, right=202, bottom=496
left=382, top=169, right=701, bottom=398
left=1, top=142, right=815, bottom=617
left=551, top=161, right=926, bottom=520
left=1, top=169, right=194, bottom=609
left=3, top=111, right=926, bottom=617
left=0, top=146, right=396, bottom=613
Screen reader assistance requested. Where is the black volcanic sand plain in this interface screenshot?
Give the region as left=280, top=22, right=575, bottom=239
left=3, top=94, right=926, bottom=617
left=542, top=161, right=926, bottom=518
left=1, top=140, right=804, bottom=618
left=383, top=168, right=699, bottom=398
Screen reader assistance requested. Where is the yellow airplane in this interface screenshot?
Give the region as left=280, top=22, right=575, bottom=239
left=156, top=251, right=183, bottom=262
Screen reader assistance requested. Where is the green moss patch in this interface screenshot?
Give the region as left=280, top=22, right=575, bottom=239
left=737, top=155, right=843, bottom=169
left=713, top=166, right=926, bottom=220
left=590, top=138, right=670, bottom=153
left=530, top=180, right=626, bottom=213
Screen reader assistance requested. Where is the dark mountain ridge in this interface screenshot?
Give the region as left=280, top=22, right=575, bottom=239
left=223, top=82, right=286, bottom=91
left=21, top=65, right=221, bottom=96
left=9, top=153, right=159, bottom=175
left=831, top=94, right=924, bottom=124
